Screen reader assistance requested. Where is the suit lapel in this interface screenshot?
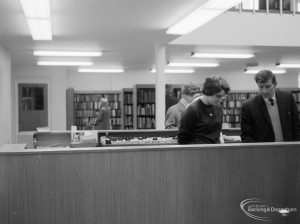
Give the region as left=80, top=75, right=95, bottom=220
left=257, top=95, right=273, bottom=128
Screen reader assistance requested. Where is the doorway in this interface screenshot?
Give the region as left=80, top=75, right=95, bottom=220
left=18, top=83, right=48, bottom=131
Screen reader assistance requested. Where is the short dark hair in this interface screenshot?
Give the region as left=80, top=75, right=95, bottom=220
left=254, top=70, right=277, bottom=84
left=181, top=82, right=201, bottom=96
left=202, top=76, right=230, bottom=96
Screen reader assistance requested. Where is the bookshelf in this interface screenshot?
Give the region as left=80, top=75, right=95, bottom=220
left=222, top=91, right=258, bottom=128
left=222, top=89, right=300, bottom=128
left=122, top=88, right=135, bottom=129
left=134, top=84, right=155, bottom=129
left=66, top=88, right=122, bottom=130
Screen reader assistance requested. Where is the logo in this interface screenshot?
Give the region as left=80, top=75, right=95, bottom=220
left=240, top=198, right=297, bottom=221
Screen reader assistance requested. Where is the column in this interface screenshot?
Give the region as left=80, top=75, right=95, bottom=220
left=155, top=44, right=166, bottom=130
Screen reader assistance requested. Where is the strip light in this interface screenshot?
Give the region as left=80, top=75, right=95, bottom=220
left=191, top=52, right=254, bottom=59
left=33, top=51, right=102, bottom=57
left=168, top=62, right=219, bottom=67
left=19, top=0, right=52, bottom=40
left=167, top=0, right=244, bottom=35
left=37, top=61, right=93, bottom=66
left=244, top=69, right=286, bottom=74
left=276, top=63, right=300, bottom=68
left=78, top=68, right=124, bottom=73
left=150, top=69, right=195, bottom=74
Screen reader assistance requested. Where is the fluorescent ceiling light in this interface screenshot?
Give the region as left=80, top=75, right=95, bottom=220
left=27, top=19, right=52, bottom=40
left=78, top=68, right=124, bottom=73
left=244, top=69, right=286, bottom=74
left=150, top=69, right=195, bottom=74
left=166, top=0, right=243, bottom=35
left=191, top=52, right=254, bottom=59
left=276, top=63, right=300, bottom=68
left=168, top=62, right=219, bottom=67
left=19, top=0, right=52, bottom=40
left=33, top=51, right=102, bottom=57
left=37, top=61, right=93, bottom=66
left=20, top=0, right=50, bottom=18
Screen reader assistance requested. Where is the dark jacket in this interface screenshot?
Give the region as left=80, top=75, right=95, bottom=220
left=241, top=90, right=300, bottom=142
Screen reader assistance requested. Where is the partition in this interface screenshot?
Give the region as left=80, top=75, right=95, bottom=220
left=0, top=142, right=299, bottom=224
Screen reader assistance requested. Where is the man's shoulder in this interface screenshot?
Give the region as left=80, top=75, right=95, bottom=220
left=242, top=94, right=261, bottom=106
left=276, top=89, right=293, bottom=97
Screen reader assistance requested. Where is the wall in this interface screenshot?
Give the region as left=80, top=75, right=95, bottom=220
left=11, top=67, right=67, bottom=143
left=0, top=46, right=11, bottom=147
left=10, top=65, right=299, bottom=143
left=66, top=69, right=299, bottom=91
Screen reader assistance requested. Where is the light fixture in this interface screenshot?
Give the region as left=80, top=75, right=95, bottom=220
left=27, top=19, right=52, bottom=40
left=37, top=61, right=93, bottom=66
left=33, top=50, right=102, bottom=57
left=191, top=52, right=254, bottom=59
left=244, top=69, right=286, bottom=74
left=19, top=0, right=52, bottom=40
left=78, top=68, right=124, bottom=73
left=150, top=69, right=195, bottom=74
left=167, top=62, right=219, bottom=67
left=166, top=0, right=244, bottom=35
left=276, top=63, right=300, bottom=68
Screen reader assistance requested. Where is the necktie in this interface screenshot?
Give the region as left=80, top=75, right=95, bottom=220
left=269, top=98, right=274, bottom=106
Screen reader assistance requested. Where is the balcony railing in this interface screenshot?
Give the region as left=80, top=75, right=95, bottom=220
left=230, top=0, right=300, bottom=15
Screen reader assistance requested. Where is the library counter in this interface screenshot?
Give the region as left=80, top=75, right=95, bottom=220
left=1, top=142, right=300, bottom=224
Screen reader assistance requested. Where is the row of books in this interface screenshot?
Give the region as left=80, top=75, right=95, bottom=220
left=74, top=93, right=121, bottom=102
left=137, top=90, right=155, bottom=103
left=223, top=115, right=241, bottom=123
left=111, top=118, right=122, bottom=125
left=223, top=108, right=242, bottom=115
left=75, top=101, right=121, bottom=110
left=137, top=104, right=155, bottom=116
left=223, top=100, right=242, bottom=108
left=226, top=93, right=257, bottom=101
left=124, top=105, right=133, bottom=115
left=124, top=93, right=133, bottom=104
left=222, top=122, right=241, bottom=128
left=137, top=117, right=155, bottom=129
left=74, top=117, right=122, bottom=126
left=74, top=109, right=121, bottom=117
left=124, top=116, right=133, bottom=126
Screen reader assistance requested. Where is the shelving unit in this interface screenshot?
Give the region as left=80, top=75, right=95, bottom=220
left=222, top=88, right=300, bottom=128
left=66, top=88, right=122, bottom=130
left=222, top=91, right=258, bottom=128
left=134, top=84, right=155, bottom=129
left=122, top=88, right=134, bottom=129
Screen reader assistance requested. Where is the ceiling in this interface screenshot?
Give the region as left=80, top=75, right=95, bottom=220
left=1, top=0, right=300, bottom=74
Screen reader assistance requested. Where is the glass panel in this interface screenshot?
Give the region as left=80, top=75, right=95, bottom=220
left=22, top=87, right=44, bottom=110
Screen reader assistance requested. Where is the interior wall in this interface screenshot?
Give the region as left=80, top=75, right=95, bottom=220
left=67, top=69, right=299, bottom=91
left=9, top=66, right=299, bottom=142
left=0, top=46, right=11, bottom=147
left=11, top=67, right=67, bottom=143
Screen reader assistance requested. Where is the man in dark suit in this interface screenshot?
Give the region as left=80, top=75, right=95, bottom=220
left=241, top=70, right=300, bottom=142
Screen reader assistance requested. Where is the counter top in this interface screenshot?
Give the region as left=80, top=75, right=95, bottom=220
left=1, top=141, right=300, bottom=155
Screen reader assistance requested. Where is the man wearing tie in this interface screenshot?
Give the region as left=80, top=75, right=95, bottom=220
left=241, top=70, right=300, bottom=142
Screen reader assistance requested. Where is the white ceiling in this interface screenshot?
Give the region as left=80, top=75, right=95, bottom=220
left=1, top=0, right=300, bottom=74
